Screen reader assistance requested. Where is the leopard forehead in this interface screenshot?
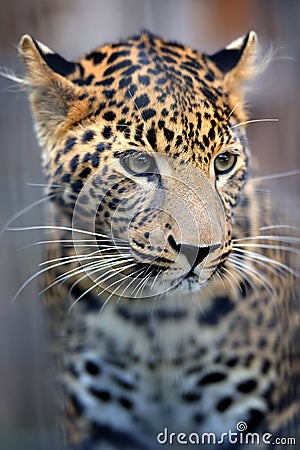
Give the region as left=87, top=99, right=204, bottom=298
left=71, top=32, right=228, bottom=129
left=37, top=32, right=248, bottom=178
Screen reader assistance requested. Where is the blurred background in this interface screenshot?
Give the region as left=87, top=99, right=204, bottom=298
left=0, top=1, right=299, bottom=449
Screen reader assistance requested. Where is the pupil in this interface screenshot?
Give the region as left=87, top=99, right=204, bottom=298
left=135, top=155, right=149, bottom=168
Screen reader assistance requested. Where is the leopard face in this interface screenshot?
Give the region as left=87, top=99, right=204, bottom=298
left=19, top=31, right=256, bottom=298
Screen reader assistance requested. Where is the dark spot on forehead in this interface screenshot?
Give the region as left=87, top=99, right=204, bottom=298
left=202, top=135, right=209, bottom=147
left=78, top=92, right=88, bottom=101
left=79, top=167, right=91, bottom=178
left=125, top=85, right=137, bottom=98
left=82, top=152, right=91, bottom=163
left=157, top=77, right=167, bottom=85
left=86, top=51, right=106, bottom=65
left=103, top=59, right=132, bottom=77
left=135, top=94, right=150, bottom=109
left=63, top=137, right=77, bottom=154
left=142, top=109, right=156, bottom=121
left=163, top=127, right=174, bottom=142
left=91, top=153, right=100, bottom=167
left=102, top=126, right=112, bottom=139
left=71, top=180, right=84, bottom=193
left=82, top=130, right=95, bottom=143
left=95, top=77, right=115, bottom=87
left=95, top=143, right=105, bottom=154
left=54, top=165, right=63, bottom=176
left=160, top=46, right=181, bottom=58
left=61, top=173, right=71, bottom=183
left=122, top=64, right=141, bottom=77
left=175, top=135, right=183, bottom=148
left=103, top=111, right=116, bottom=121
left=138, top=74, right=150, bottom=86
left=119, top=76, right=132, bottom=89
left=102, top=89, right=116, bottom=99
left=74, top=74, right=95, bottom=86
left=70, top=155, right=79, bottom=172
left=146, top=127, right=157, bottom=149
left=107, top=50, right=131, bottom=64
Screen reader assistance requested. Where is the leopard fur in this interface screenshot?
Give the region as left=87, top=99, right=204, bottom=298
left=17, top=31, right=299, bottom=449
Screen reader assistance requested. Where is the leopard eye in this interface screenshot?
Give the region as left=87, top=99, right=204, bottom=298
left=121, top=152, right=155, bottom=175
left=214, top=152, right=237, bottom=175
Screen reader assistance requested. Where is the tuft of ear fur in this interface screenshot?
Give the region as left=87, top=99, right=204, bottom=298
left=18, top=35, right=79, bottom=142
left=18, top=35, right=98, bottom=146
left=209, top=31, right=258, bottom=118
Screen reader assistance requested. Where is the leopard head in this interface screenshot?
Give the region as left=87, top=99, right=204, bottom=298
left=18, top=31, right=257, bottom=297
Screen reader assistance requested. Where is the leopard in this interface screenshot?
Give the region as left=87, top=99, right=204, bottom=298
left=14, top=31, right=299, bottom=449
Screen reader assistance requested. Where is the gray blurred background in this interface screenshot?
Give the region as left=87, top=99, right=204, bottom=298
left=0, top=1, right=299, bottom=449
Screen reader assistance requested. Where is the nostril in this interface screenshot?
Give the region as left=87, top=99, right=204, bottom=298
left=168, top=235, right=210, bottom=270
left=181, top=244, right=210, bottom=270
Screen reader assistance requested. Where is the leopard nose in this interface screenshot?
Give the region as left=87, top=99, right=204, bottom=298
left=181, top=244, right=210, bottom=270
left=168, top=235, right=211, bottom=270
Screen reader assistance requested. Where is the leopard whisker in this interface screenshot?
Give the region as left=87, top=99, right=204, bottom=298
left=214, top=269, right=227, bottom=291
left=39, top=249, right=102, bottom=266
left=68, top=261, right=136, bottom=312
left=234, top=243, right=300, bottom=255
left=97, top=269, right=140, bottom=316
left=250, top=169, right=300, bottom=183
left=219, top=265, right=242, bottom=298
left=233, top=248, right=299, bottom=277
left=102, top=266, right=147, bottom=306
left=227, top=102, right=239, bottom=119
left=92, top=264, right=140, bottom=305
left=226, top=258, right=276, bottom=299
left=1, top=194, right=56, bottom=238
left=130, top=263, right=153, bottom=296
left=259, top=224, right=299, bottom=232
left=136, top=271, right=154, bottom=299
left=13, top=246, right=131, bottom=302
left=41, top=262, right=99, bottom=294
left=41, top=256, right=129, bottom=294
left=12, top=255, right=83, bottom=303
left=40, top=249, right=132, bottom=266
left=150, top=269, right=163, bottom=293
left=231, top=118, right=278, bottom=129
left=233, top=235, right=300, bottom=244
left=67, top=258, right=133, bottom=296
left=19, top=239, right=105, bottom=251
left=24, top=238, right=131, bottom=248
left=67, top=244, right=131, bottom=250
left=131, top=270, right=150, bottom=298
left=7, top=225, right=127, bottom=242
left=115, top=266, right=149, bottom=301
left=26, top=182, right=60, bottom=188
left=231, top=252, right=284, bottom=282
left=96, top=261, right=137, bottom=294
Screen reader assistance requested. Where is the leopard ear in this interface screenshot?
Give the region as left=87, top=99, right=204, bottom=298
left=18, top=35, right=88, bottom=143
left=209, top=31, right=257, bottom=76
left=209, top=31, right=257, bottom=116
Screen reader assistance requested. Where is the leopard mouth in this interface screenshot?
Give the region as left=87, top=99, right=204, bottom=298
left=92, top=237, right=221, bottom=295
